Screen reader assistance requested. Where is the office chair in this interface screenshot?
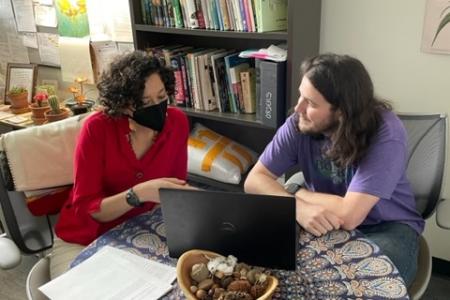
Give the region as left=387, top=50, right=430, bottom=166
left=0, top=114, right=89, bottom=300
left=285, top=113, right=448, bottom=299
left=0, top=151, right=54, bottom=300
left=399, top=113, right=448, bottom=299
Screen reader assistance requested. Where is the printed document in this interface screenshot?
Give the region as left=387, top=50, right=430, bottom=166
left=39, top=246, right=177, bottom=300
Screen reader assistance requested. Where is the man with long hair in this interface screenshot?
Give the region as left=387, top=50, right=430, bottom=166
left=245, top=54, right=424, bottom=286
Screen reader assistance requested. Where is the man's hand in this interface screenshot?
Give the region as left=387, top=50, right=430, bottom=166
left=296, top=199, right=343, bottom=236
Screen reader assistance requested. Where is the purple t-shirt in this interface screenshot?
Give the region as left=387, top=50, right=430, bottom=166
left=260, top=110, right=424, bottom=234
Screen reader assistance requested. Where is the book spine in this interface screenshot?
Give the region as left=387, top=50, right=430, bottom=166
left=141, top=0, right=148, bottom=24
left=180, top=55, right=190, bottom=106
left=240, top=69, right=256, bottom=113
left=225, top=0, right=235, bottom=31
left=214, top=0, right=224, bottom=30
left=255, top=58, right=261, bottom=121
left=172, top=0, right=184, bottom=28
left=200, top=0, right=210, bottom=29
left=238, top=0, right=247, bottom=32
left=195, top=0, right=206, bottom=29
left=179, top=0, right=189, bottom=28
left=154, top=0, right=164, bottom=26
left=162, top=0, right=170, bottom=27
left=259, top=60, right=286, bottom=128
left=167, top=0, right=176, bottom=27
left=256, top=0, right=287, bottom=32
left=229, top=68, right=243, bottom=112
left=242, top=0, right=252, bottom=32
left=186, top=0, right=199, bottom=28
left=171, top=55, right=186, bottom=106
left=231, top=0, right=242, bottom=31
left=197, top=54, right=208, bottom=110
left=250, top=0, right=257, bottom=32
left=145, top=0, right=154, bottom=25
left=218, top=0, right=231, bottom=30
left=193, top=55, right=204, bottom=110
left=202, top=54, right=216, bottom=111
left=254, top=0, right=261, bottom=32
left=208, top=0, right=218, bottom=29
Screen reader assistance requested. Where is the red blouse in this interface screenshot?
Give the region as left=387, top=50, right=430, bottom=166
left=55, top=108, right=189, bottom=245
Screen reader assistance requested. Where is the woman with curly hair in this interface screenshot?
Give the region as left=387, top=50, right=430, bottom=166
left=51, top=51, right=192, bottom=278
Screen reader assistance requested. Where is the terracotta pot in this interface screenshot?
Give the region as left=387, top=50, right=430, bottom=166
left=44, top=108, right=70, bottom=123
left=31, top=116, right=47, bottom=125
left=8, top=92, right=30, bottom=114
left=30, top=104, right=51, bottom=119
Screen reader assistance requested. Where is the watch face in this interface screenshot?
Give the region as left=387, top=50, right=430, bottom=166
left=285, top=183, right=300, bottom=195
left=126, top=189, right=141, bottom=207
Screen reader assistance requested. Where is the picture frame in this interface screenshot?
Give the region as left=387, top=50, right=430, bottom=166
left=4, top=63, right=38, bottom=105
left=421, top=0, right=450, bottom=55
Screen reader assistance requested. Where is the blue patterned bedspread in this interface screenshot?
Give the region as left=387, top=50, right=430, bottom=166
left=71, top=207, right=409, bottom=300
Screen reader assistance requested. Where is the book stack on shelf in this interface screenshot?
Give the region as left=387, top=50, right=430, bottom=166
left=140, top=0, right=288, bottom=33
left=146, top=44, right=286, bottom=128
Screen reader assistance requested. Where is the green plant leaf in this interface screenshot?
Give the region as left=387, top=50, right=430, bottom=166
left=432, top=12, right=450, bottom=46
left=439, top=5, right=450, bottom=18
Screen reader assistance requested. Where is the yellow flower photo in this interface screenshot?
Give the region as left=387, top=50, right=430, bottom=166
left=55, top=0, right=90, bottom=37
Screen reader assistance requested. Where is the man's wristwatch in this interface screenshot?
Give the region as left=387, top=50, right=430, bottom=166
left=285, top=183, right=305, bottom=195
left=126, top=188, right=143, bottom=207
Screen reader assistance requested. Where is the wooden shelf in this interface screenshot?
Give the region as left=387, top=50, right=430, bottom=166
left=134, top=24, right=288, bottom=41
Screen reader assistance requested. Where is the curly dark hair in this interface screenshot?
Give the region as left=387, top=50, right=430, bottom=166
left=97, top=51, right=175, bottom=116
left=300, top=53, right=392, bottom=168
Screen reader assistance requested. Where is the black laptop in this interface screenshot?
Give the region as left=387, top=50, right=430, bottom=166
left=159, top=188, right=297, bottom=270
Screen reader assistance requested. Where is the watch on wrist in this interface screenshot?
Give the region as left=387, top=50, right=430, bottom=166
left=285, top=183, right=304, bottom=195
left=126, top=188, right=143, bottom=207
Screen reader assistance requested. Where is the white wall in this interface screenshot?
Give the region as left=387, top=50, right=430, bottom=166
left=320, top=0, right=450, bottom=260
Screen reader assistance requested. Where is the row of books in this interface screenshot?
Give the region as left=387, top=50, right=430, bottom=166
left=146, top=44, right=286, bottom=128
left=140, top=0, right=288, bottom=33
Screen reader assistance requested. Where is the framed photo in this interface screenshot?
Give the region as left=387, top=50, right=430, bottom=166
left=4, top=63, right=38, bottom=105
left=422, top=0, right=450, bottom=54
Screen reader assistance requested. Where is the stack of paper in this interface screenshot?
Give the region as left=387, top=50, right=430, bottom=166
left=39, top=246, right=176, bottom=300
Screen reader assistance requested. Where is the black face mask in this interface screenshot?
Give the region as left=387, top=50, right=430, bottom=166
left=132, top=100, right=168, bottom=131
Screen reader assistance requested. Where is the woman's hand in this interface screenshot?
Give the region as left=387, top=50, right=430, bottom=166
left=133, top=178, right=197, bottom=203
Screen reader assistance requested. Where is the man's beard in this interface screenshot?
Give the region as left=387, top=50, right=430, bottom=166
left=294, top=112, right=339, bottom=137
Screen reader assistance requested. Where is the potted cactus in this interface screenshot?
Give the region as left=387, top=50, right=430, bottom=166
left=30, top=90, right=51, bottom=124
left=44, top=95, right=69, bottom=122
left=34, top=84, right=56, bottom=98
left=7, top=86, right=30, bottom=114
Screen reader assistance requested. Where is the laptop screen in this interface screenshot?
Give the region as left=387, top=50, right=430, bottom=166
left=160, top=188, right=297, bottom=270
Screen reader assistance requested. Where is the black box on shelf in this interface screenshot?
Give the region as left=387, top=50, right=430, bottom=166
left=256, top=59, right=286, bottom=128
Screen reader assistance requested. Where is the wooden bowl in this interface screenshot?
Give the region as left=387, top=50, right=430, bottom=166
left=176, top=249, right=278, bottom=300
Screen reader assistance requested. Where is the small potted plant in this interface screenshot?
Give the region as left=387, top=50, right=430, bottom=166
left=30, top=90, right=51, bottom=125
left=44, top=95, right=70, bottom=122
left=66, top=77, right=95, bottom=115
left=35, top=84, right=56, bottom=97
left=7, top=86, right=30, bottom=114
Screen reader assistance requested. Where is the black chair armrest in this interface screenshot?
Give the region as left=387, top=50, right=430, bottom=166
left=436, top=198, right=450, bottom=229
left=0, top=150, right=15, bottom=191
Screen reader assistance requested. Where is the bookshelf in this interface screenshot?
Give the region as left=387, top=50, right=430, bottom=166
left=128, top=0, right=321, bottom=188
